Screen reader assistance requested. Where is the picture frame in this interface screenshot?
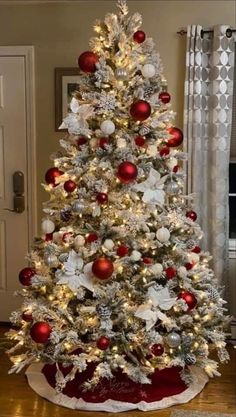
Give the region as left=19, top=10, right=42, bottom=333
left=55, top=67, right=80, bottom=131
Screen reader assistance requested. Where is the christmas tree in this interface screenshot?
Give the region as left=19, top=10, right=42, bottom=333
left=7, top=0, right=229, bottom=400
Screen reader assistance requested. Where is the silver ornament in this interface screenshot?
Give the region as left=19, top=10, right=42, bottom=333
left=166, top=332, right=181, bottom=347
left=166, top=181, right=179, bottom=195
left=72, top=200, right=84, bottom=213
left=58, top=253, right=69, bottom=263
left=115, top=68, right=128, bottom=80
left=44, top=253, right=58, bottom=267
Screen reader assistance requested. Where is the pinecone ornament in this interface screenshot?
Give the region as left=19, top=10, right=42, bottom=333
left=96, top=303, right=112, bottom=320
left=139, top=125, right=150, bottom=136
left=185, top=353, right=196, bottom=365
left=186, top=239, right=196, bottom=250
left=207, top=287, right=220, bottom=301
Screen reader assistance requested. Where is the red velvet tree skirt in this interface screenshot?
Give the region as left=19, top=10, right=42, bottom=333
left=26, top=362, right=208, bottom=412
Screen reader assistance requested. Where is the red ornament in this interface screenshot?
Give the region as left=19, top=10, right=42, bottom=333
left=96, top=192, right=108, bottom=205
left=167, top=127, right=184, bottom=147
left=159, top=146, right=170, bottom=157
left=133, top=30, right=146, bottom=43
left=64, top=180, right=77, bottom=193
left=159, top=91, right=171, bottom=104
left=30, top=321, right=52, bottom=344
left=192, top=246, right=201, bottom=254
left=185, top=262, right=194, bottom=271
left=130, top=100, right=151, bottom=122
left=116, top=245, right=129, bottom=257
left=78, top=51, right=99, bottom=73
left=165, top=267, right=177, bottom=280
left=96, top=336, right=110, bottom=350
left=186, top=210, right=197, bottom=222
left=45, top=233, right=53, bottom=242
left=99, top=137, right=109, bottom=149
left=62, top=232, right=73, bottom=243
left=135, top=135, right=146, bottom=147
left=92, top=257, right=114, bottom=280
left=173, top=165, right=179, bottom=173
left=143, top=257, right=153, bottom=264
left=22, top=311, right=33, bottom=322
left=45, top=168, right=63, bottom=187
left=178, top=291, right=197, bottom=311
left=86, top=233, right=98, bottom=243
left=117, top=161, right=138, bottom=184
left=77, top=136, right=88, bottom=148
left=151, top=343, right=164, bottom=357
left=19, top=267, right=35, bottom=286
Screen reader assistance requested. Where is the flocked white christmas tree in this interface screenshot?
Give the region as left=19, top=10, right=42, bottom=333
left=7, top=0, right=229, bottom=393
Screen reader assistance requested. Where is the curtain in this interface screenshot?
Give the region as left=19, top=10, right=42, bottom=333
left=183, top=25, right=235, bottom=288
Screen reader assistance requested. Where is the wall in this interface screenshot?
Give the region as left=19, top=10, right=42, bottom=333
left=0, top=0, right=235, bottom=230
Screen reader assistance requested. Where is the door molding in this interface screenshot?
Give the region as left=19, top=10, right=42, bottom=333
left=0, top=46, right=37, bottom=242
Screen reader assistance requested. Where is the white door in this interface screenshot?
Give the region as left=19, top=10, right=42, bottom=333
left=0, top=55, right=31, bottom=321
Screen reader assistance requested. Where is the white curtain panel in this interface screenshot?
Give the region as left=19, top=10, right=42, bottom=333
left=183, top=25, right=235, bottom=288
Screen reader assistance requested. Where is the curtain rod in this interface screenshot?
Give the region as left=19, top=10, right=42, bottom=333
left=177, top=28, right=236, bottom=38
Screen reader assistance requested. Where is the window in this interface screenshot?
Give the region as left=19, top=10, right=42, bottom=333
left=229, top=43, right=236, bottom=241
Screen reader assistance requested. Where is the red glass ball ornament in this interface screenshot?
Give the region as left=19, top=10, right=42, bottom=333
left=45, top=233, right=53, bottom=242
left=130, top=100, right=151, bottom=122
left=45, top=168, right=63, bottom=187
left=22, top=311, right=33, bottom=322
left=77, top=136, right=88, bottom=148
left=165, top=266, right=177, bottom=280
left=159, top=91, right=171, bottom=104
left=185, top=262, right=194, bottom=270
left=19, top=267, right=36, bottom=286
left=159, top=146, right=170, bottom=157
left=99, top=137, right=109, bottom=149
left=173, top=165, right=179, bottom=173
left=96, top=192, right=108, bottom=205
left=192, top=246, right=201, bottom=254
left=92, top=257, right=114, bottom=280
left=78, top=51, right=99, bottom=73
left=151, top=343, right=164, bottom=357
left=96, top=336, right=110, bottom=350
left=135, top=135, right=146, bottom=147
left=186, top=210, right=197, bottom=222
left=116, top=245, right=129, bottom=257
left=64, top=180, right=77, bottom=193
left=178, top=291, right=197, bottom=311
left=30, top=322, right=52, bottom=344
left=167, top=127, right=184, bottom=147
left=143, top=257, right=153, bottom=264
left=86, top=233, right=98, bottom=243
left=117, top=161, right=138, bottom=184
left=133, top=30, right=146, bottom=43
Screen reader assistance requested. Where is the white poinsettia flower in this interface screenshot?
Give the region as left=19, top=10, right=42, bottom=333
left=56, top=250, right=94, bottom=292
left=59, top=98, right=94, bottom=135
left=135, top=286, right=176, bottom=331
left=133, top=168, right=168, bottom=205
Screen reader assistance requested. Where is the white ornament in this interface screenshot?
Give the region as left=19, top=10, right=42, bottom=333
left=141, top=64, right=156, bottom=79
left=133, top=168, right=168, bottom=206
left=156, top=227, right=170, bottom=243
left=178, top=266, right=187, bottom=278
left=41, top=219, right=55, bottom=234
left=100, top=120, right=115, bottom=135
left=188, top=252, right=200, bottom=264
left=74, top=235, right=85, bottom=248
left=117, top=137, right=126, bottom=148
left=166, top=332, right=181, bottom=347
left=103, top=239, right=114, bottom=250
left=130, top=250, right=142, bottom=261
left=150, top=263, right=163, bottom=276
left=166, top=157, right=178, bottom=170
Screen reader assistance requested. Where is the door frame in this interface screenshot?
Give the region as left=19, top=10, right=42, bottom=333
left=0, top=46, right=37, bottom=242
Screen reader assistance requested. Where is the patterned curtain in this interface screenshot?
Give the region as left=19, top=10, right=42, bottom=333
left=183, top=25, right=235, bottom=288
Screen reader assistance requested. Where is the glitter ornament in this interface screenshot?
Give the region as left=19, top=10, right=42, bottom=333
left=19, top=267, right=35, bottom=286
left=167, top=127, right=183, bottom=147
left=41, top=219, right=55, bottom=234
left=74, top=235, right=85, bottom=247
left=130, top=250, right=142, bottom=261
left=96, top=335, right=110, bottom=350
left=173, top=165, right=179, bottom=173
left=116, top=245, right=129, bottom=257
left=64, top=180, right=77, bottom=193
left=103, top=239, right=114, bottom=250
left=99, top=137, right=109, bottom=149
left=135, top=135, right=146, bottom=147
left=142, top=257, right=153, bottom=264
left=133, top=30, right=146, bottom=43
left=166, top=332, right=181, bottom=347
left=45, top=233, right=53, bottom=242
left=185, top=262, right=194, bottom=271
left=165, top=266, right=177, bottom=280
left=22, top=311, right=33, bottom=322
left=117, top=161, right=138, bottom=184
left=77, top=136, right=88, bottom=148
left=178, top=291, right=197, bottom=311
left=130, top=100, right=151, bottom=122
left=192, top=246, right=201, bottom=254
left=45, top=167, right=63, bottom=187
left=156, top=227, right=170, bottom=243
left=151, top=343, right=164, bottom=356
left=78, top=51, right=98, bottom=73
left=186, top=210, right=197, bottom=222
left=100, top=120, right=115, bottom=135
left=159, top=146, right=170, bottom=157
left=30, top=321, right=52, bottom=344
left=86, top=233, right=98, bottom=243
left=115, top=68, right=128, bottom=80
left=141, top=64, right=156, bottom=78
left=159, top=91, right=171, bottom=104
left=150, top=263, right=163, bottom=276
left=96, top=192, right=108, bottom=205
left=92, top=257, right=114, bottom=280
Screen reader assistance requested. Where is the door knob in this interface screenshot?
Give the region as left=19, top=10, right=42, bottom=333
left=4, top=171, right=25, bottom=213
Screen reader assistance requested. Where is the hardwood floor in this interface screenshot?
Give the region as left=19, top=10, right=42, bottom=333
left=0, top=326, right=235, bottom=417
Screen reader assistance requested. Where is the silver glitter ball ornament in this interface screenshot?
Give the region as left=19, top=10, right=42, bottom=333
left=166, top=181, right=179, bottom=195
left=166, top=332, right=181, bottom=347
left=115, top=68, right=128, bottom=81
left=44, top=253, right=58, bottom=268
left=72, top=200, right=84, bottom=213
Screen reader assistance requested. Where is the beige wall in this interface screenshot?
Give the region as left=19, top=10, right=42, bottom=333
left=0, top=0, right=235, bottom=231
